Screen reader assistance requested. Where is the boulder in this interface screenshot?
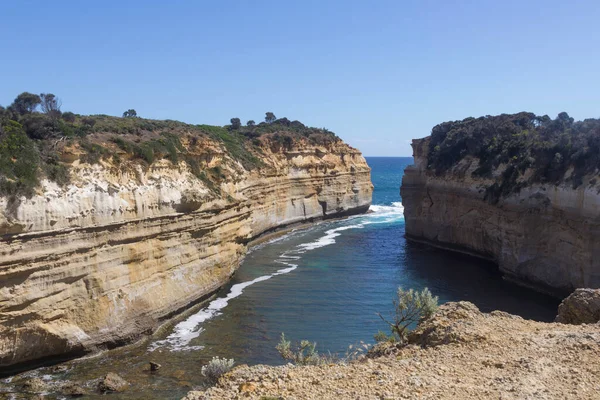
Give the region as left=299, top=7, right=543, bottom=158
left=556, top=288, right=600, bottom=324
left=408, top=301, right=485, bottom=347
left=61, top=382, right=86, bottom=397
left=98, top=372, right=129, bottom=393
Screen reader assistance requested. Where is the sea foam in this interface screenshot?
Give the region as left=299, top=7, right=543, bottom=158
left=150, top=202, right=403, bottom=351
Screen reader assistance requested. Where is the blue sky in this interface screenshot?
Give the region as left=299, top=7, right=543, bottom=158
left=1, top=0, right=599, bottom=156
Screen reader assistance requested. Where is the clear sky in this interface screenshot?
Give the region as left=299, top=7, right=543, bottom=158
left=1, top=0, right=599, bottom=156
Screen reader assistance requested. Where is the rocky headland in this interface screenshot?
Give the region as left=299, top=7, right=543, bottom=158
left=400, top=112, right=600, bottom=295
left=0, top=111, right=372, bottom=371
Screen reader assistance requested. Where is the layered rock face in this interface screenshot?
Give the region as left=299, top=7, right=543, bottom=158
left=401, top=137, right=600, bottom=295
left=0, top=140, right=372, bottom=370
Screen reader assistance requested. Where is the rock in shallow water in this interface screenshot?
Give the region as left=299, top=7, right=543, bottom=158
left=150, top=361, right=162, bottom=371
left=21, top=377, right=48, bottom=393
left=61, top=382, right=86, bottom=396
left=98, top=372, right=129, bottom=393
left=555, top=288, right=600, bottom=324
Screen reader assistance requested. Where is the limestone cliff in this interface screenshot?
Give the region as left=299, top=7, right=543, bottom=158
left=0, top=130, right=372, bottom=371
left=401, top=115, right=600, bottom=296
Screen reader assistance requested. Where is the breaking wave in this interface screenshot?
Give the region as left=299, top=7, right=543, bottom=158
left=150, top=202, right=404, bottom=351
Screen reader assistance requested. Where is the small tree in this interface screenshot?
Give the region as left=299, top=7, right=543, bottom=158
left=40, top=93, right=62, bottom=119
left=11, top=92, right=41, bottom=115
left=123, top=109, right=137, bottom=118
left=265, top=112, right=276, bottom=123
left=377, top=287, right=438, bottom=343
left=230, top=117, right=241, bottom=130
left=246, top=120, right=255, bottom=127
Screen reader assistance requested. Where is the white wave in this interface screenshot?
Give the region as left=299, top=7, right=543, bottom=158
left=273, top=262, right=298, bottom=275
left=295, top=202, right=404, bottom=252
left=369, top=202, right=404, bottom=215
left=151, top=202, right=403, bottom=352
left=296, top=224, right=364, bottom=251
left=150, top=263, right=297, bottom=351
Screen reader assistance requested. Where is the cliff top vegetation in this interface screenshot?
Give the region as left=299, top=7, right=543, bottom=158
left=426, top=112, right=600, bottom=202
left=0, top=92, right=340, bottom=197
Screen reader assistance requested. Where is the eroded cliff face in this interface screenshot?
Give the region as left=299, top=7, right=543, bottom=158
left=0, top=139, right=372, bottom=370
left=401, top=137, right=600, bottom=296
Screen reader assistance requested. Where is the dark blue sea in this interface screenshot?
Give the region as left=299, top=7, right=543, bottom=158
left=4, top=157, right=559, bottom=399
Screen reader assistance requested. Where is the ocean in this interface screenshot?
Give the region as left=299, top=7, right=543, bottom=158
left=2, top=157, right=559, bottom=399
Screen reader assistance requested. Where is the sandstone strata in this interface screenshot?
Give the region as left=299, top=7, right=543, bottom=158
left=185, top=302, right=600, bottom=400
left=0, top=139, right=372, bottom=370
left=400, top=137, right=600, bottom=295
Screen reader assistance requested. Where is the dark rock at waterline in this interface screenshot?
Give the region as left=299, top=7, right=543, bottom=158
left=98, top=372, right=129, bottom=393
left=50, top=364, right=69, bottom=374
left=556, top=288, right=600, bottom=324
left=150, top=361, right=162, bottom=371
left=61, top=382, right=86, bottom=397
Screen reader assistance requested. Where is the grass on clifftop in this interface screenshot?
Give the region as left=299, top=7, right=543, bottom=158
left=426, top=112, right=600, bottom=202
left=0, top=92, right=340, bottom=197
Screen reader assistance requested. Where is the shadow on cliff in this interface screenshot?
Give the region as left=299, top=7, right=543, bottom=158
left=399, top=241, right=560, bottom=322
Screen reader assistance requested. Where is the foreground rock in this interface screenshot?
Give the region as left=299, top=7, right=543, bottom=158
left=0, top=134, right=372, bottom=370
left=556, top=288, right=600, bottom=324
left=61, top=382, right=86, bottom=396
left=184, top=302, right=600, bottom=399
left=98, top=372, right=129, bottom=393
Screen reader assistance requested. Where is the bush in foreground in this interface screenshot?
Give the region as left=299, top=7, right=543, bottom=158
left=276, top=333, right=325, bottom=365
left=201, top=357, right=235, bottom=383
left=377, top=287, right=438, bottom=343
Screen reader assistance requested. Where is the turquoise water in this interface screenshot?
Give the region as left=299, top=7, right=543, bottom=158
left=2, top=157, right=559, bottom=399
left=164, top=157, right=557, bottom=364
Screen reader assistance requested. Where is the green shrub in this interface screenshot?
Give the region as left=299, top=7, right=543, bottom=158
left=201, top=357, right=234, bottom=384
left=203, top=126, right=262, bottom=170
left=0, top=121, right=40, bottom=196
left=427, top=112, right=600, bottom=200
left=276, top=333, right=326, bottom=366
left=20, top=113, right=55, bottom=139
left=377, top=287, right=438, bottom=343
left=79, top=139, right=112, bottom=164
left=62, top=112, right=76, bottom=123
left=43, top=160, right=70, bottom=187
left=81, top=117, right=96, bottom=128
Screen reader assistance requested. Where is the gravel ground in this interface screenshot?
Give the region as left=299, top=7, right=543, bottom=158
left=183, top=302, right=600, bottom=400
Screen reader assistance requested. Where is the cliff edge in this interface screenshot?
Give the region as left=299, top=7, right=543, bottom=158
left=400, top=112, right=600, bottom=295
left=0, top=114, right=372, bottom=371
left=185, top=301, right=600, bottom=399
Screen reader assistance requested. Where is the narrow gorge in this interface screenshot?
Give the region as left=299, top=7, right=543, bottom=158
left=0, top=118, right=372, bottom=372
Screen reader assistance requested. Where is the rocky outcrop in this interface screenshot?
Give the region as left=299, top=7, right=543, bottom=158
left=401, top=137, right=600, bottom=296
left=0, top=139, right=372, bottom=371
left=556, top=288, right=600, bottom=324
left=184, top=302, right=600, bottom=400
